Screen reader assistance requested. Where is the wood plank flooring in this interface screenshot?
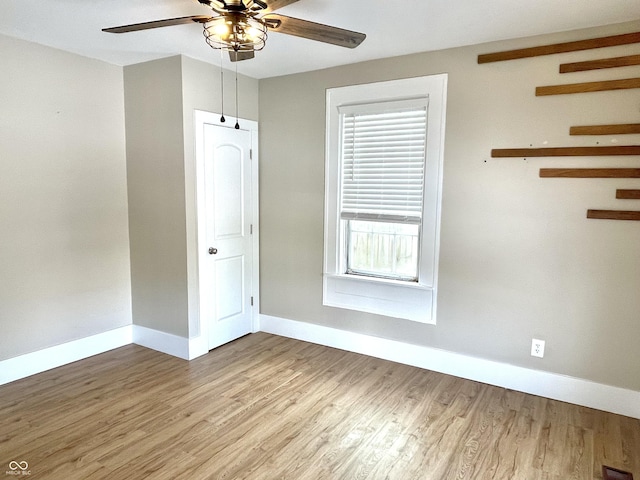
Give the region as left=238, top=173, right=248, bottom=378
left=1, top=333, right=638, bottom=479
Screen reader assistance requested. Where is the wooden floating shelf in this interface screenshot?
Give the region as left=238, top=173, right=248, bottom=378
left=587, top=209, right=640, bottom=221
left=540, top=168, right=640, bottom=178
left=477, top=31, right=640, bottom=64
left=570, top=124, right=640, bottom=135
left=617, top=189, right=640, bottom=199
left=536, top=77, right=640, bottom=96
left=560, top=54, right=640, bottom=73
left=492, top=145, right=640, bottom=157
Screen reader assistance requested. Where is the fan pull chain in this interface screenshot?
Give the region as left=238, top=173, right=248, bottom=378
left=219, top=48, right=225, bottom=123
left=234, top=59, right=240, bottom=130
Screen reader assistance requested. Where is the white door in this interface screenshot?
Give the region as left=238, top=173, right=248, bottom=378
left=203, top=123, right=254, bottom=350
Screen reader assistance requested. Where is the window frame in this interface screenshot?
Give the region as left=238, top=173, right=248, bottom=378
left=323, top=74, right=448, bottom=324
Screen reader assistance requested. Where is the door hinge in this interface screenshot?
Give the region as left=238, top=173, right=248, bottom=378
left=250, top=148, right=253, bottom=160
left=250, top=224, right=253, bottom=235
left=250, top=296, right=254, bottom=306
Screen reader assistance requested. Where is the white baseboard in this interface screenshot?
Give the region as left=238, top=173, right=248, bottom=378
left=6, top=316, right=637, bottom=420
left=0, top=326, right=132, bottom=386
left=187, top=333, right=209, bottom=360
left=132, top=325, right=191, bottom=360
left=0, top=325, right=207, bottom=385
left=259, top=314, right=640, bottom=420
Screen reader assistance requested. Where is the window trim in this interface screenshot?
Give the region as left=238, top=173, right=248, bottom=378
left=323, top=74, right=447, bottom=324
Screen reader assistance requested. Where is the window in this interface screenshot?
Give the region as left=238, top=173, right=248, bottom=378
left=340, top=99, right=427, bottom=282
left=323, top=75, right=447, bottom=324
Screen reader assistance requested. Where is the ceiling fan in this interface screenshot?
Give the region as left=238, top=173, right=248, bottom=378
left=103, top=0, right=366, bottom=62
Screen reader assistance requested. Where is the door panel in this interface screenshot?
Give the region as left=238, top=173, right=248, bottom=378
left=215, top=255, right=244, bottom=321
left=213, top=144, right=244, bottom=239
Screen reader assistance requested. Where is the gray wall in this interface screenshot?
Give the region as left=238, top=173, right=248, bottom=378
left=2, top=19, right=637, bottom=395
left=0, top=44, right=260, bottom=360
left=259, top=21, right=640, bottom=391
left=125, top=56, right=189, bottom=337
left=0, top=34, right=131, bottom=360
left=125, top=55, right=259, bottom=339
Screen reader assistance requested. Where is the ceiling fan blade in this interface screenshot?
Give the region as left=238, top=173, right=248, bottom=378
left=196, top=0, right=226, bottom=7
left=262, top=0, right=299, bottom=14
left=196, top=0, right=229, bottom=14
left=262, top=14, right=365, bottom=48
left=102, top=15, right=211, bottom=33
left=229, top=50, right=256, bottom=62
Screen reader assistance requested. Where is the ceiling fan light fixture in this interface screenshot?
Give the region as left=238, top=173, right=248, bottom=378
left=203, top=14, right=268, bottom=52
left=211, top=21, right=230, bottom=36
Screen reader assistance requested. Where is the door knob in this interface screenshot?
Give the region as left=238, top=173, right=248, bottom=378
left=208, top=247, right=218, bottom=255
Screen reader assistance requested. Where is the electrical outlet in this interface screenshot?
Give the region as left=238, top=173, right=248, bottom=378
left=531, top=339, right=545, bottom=358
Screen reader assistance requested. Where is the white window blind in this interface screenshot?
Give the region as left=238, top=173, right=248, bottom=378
left=339, top=98, right=428, bottom=225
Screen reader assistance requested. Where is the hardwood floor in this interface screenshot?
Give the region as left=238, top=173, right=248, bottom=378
left=1, top=332, right=638, bottom=479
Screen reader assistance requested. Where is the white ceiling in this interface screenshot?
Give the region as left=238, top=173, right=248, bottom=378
left=1, top=0, right=639, bottom=79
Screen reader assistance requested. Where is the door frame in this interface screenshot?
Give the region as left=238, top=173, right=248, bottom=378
left=194, top=110, right=260, bottom=352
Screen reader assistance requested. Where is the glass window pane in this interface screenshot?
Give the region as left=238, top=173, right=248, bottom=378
left=347, top=220, right=419, bottom=281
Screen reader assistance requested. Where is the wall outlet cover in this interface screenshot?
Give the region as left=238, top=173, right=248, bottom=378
left=531, top=339, right=545, bottom=358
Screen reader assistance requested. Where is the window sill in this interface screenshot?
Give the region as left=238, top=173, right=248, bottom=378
left=322, top=273, right=436, bottom=324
